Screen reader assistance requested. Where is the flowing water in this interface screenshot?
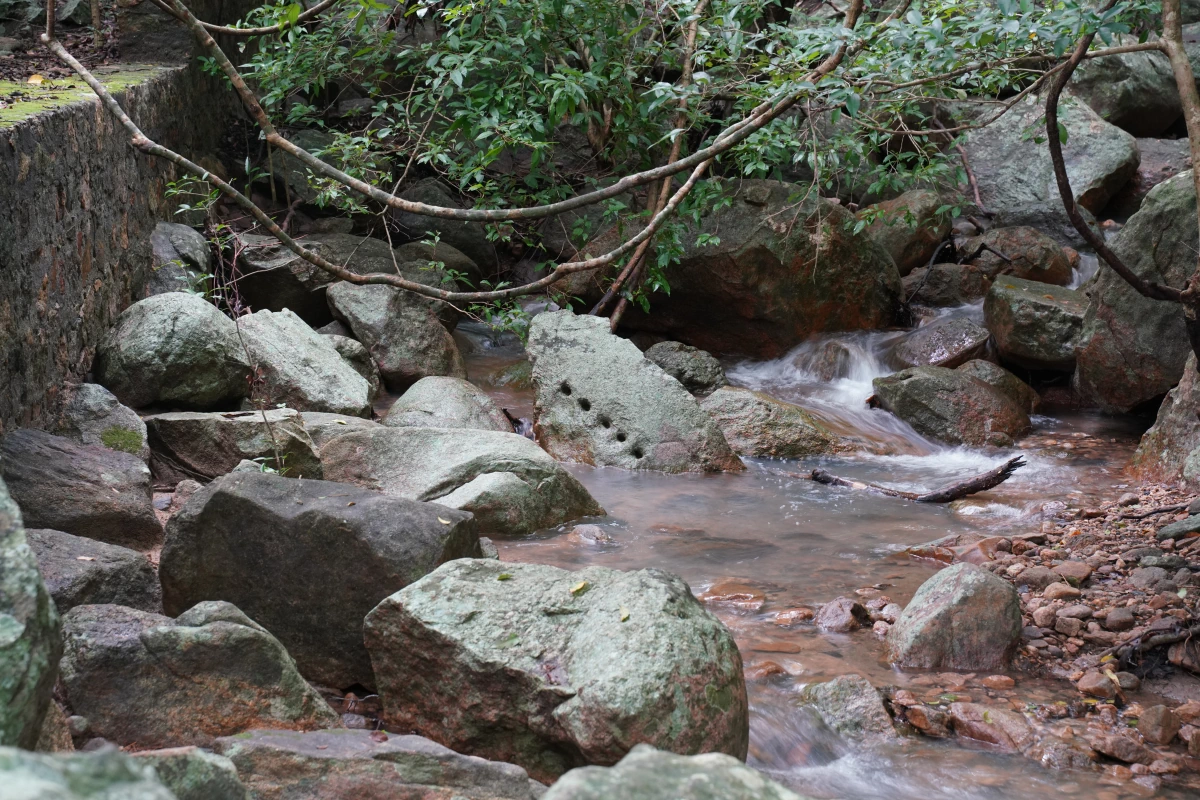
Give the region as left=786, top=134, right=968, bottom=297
left=451, top=299, right=1177, bottom=800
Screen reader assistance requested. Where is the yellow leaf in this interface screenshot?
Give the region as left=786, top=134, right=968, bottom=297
left=619, top=606, right=630, bottom=622
left=347, top=502, right=356, bottom=507
left=497, top=573, right=513, bottom=581
left=437, top=517, right=451, bottom=524
left=27, top=74, right=45, bottom=86
left=335, top=420, right=347, bottom=425
left=570, top=580, right=589, bottom=596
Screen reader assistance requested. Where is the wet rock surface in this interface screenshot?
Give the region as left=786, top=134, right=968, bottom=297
left=161, top=471, right=481, bottom=688
left=364, top=559, right=748, bottom=783
left=0, top=429, right=161, bottom=550
left=700, top=386, right=843, bottom=459
left=60, top=601, right=341, bottom=748
left=983, top=276, right=1086, bottom=371
left=891, top=316, right=990, bottom=369
left=527, top=311, right=743, bottom=473
left=871, top=366, right=1031, bottom=447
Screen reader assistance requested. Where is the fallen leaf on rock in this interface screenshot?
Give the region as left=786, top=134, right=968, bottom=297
left=27, top=74, right=44, bottom=85
left=438, top=517, right=451, bottom=524
left=497, top=573, right=513, bottom=581
left=570, top=580, right=589, bottom=595
left=76, top=556, right=95, bottom=561
left=620, top=606, right=630, bottom=622
left=369, top=730, right=388, bottom=743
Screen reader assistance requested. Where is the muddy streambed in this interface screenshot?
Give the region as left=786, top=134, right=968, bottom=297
left=442, top=302, right=1183, bottom=800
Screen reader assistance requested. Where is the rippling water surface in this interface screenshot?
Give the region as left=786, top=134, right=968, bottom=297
left=451, top=304, right=1175, bottom=799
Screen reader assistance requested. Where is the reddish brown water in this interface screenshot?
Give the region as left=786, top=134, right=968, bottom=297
left=452, top=309, right=1184, bottom=800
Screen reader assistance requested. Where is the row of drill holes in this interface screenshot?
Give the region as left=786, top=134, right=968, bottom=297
left=560, top=382, right=641, bottom=459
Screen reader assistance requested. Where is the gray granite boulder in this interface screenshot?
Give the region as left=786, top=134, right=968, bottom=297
left=861, top=189, right=950, bottom=276
left=325, top=335, right=381, bottom=401
left=238, top=308, right=372, bottom=417
left=959, top=227, right=1073, bottom=285
left=795, top=674, right=897, bottom=741
left=53, top=383, right=149, bottom=461
left=903, top=263, right=990, bottom=307
left=984, top=277, right=1086, bottom=371
left=891, top=317, right=990, bottom=369
left=364, top=560, right=748, bottom=783
left=214, top=729, right=543, bottom=800
left=132, top=747, right=248, bottom=800
left=1130, top=354, right=1200, bottom=488
left=390, top=178, right=498, bottom=274
left=60, top=601, right=340, bottom=748
left=0, top=478, right=61, bottom=749
left=27, top=528, right=161, bottom=613
left=955, top=360, right=1039, bottom=413
left=700, top=387, right=842, bottom=459
left=146, top=222, right=211, bottom=297
left=327, top=281, right=466, bottom=392
left=1074, top=171, right=1196, bottom=411
left=161, top=471, right=482, bottom=688
left=321, top=427, right=603, bottom=536
left=527, top=312, right=743, bottom=473
left=0, top=429, right=161, bottom=550
left=886, top=563, right=1022, bottom=670
left=540, top=745, right=806, bottom=800
left=93, top=293, right=251, bottom=410
left=383, top=376, right=511, bottom=432
left=642, top=342, right=727, bottom=396
left=1069, top=37, right=1180, bottom=136
left=145, top=409, right=322, bottom=483
left=0, top=746, right=176, bottom=799
left=871, top=366, right=1031, bottom=447
left=299, top=412, right=381, bottom=451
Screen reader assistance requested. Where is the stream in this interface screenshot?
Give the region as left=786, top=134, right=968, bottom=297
left=446, top=291, right=1180, bottom=800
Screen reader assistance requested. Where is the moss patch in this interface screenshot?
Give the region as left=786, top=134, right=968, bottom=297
left=0, top=65, right=169, bottom=128
left=100, top=426, right=144, bottom=455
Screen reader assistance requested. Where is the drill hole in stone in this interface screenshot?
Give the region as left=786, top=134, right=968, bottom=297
left=616, top=432, right=627, bottom=442
left=560, top=382, right=573, bottom=396
left=578, top=398, right=591, bottom=411
left=631, top=446, right=645, bottom=459
left=598, top=415, right=611, bottom=428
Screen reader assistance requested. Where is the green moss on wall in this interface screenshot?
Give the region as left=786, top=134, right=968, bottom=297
left=0, top=65, right=169, bottom=128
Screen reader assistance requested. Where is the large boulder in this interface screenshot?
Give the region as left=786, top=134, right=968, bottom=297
left=274, top=128, right=337, bottom=204
left=959, top=227, right=1073, bottom=286
left=1108, top=137, right=1193, bottom=217
left=93, top=293, right=251, bottom=410
left=52, top=383, right=149, bottom=461
left=132, top=747, right=248, bottom=800
left=390, top=179, right=498, bottom=274
left=60, top=602, right=340, bottom=748
left=236, top=233, right=473, bottom=327
left=527, top=312, right=743, bottom=473
left=214, top=729, right=543, bottom=800
left=0, top=429, right=161, bottom=550
left=861, top=189, right=950, bottom=276
left=0, top=747, right=176, bottom=799
left=540, top=745, right=804, bottom=800
left=146, top=222, right=211, bottom=297
left=299, top=411, right=381, bottom=451
left=237, top=309, right=372, bottom=417
left=870, top=367, right=1031, bottom=447
left=1130, top=354, right=1200, bottom=487
left=161, top=471, right=482, bottom=688
left=27, top=528, right=161, bottom=614
left=700, top=387, right=843, bottom=459
left=327, top=281, right=466, bottom=392
left=886, top=563, right=1022, bottom=671
left=620, top=180, right=902, bottom=357
left=1069, top=40, right=1180, bottom=136
left=955, top=360, right=1039, bottom=413
left=795, top=674, right=897, bottom=741
left=325, top=334, right=382, bottom=402
left=364, top=560, right=748, bottom=783
left=145, top=409, right=322, bottom=483
left=321, top=427, right=603, bottom=536
left=902, top=263, right=990, bottom=307
left=984, top=277, right=1085, bottom=371
left=890, top=317, right=990, bottom=369
left=382, top=376, right=511, bottom=432
left=961, top=96, right=1138, bottom=242
left=1074, top=171, right=1195, bottom=411
left=0, top=478, right=61, bottom=749
left=642, top=342, right=727, bottom=396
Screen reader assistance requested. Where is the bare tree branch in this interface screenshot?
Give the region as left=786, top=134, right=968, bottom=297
left=145, top=0, right=344, bottom=37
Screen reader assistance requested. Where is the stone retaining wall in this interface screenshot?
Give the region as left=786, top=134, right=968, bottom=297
left=0, top=3, right=249, bottom=433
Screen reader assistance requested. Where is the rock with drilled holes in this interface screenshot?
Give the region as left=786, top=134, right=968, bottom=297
left=160, top=471, right=482, bottom=687
left=364, top=560, right=748, bottom=783
left=60, top=601, right=340, bottom=748
left=321, top=427, right=602, bottom=536
left=527, top=312, right=743, bottom=473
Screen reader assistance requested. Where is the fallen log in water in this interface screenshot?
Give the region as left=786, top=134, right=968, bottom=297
left=808, top=456, right=1026, bottom=503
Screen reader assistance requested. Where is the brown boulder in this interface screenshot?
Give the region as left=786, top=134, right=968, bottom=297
left=961, top=227, right=1073, bottom=285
